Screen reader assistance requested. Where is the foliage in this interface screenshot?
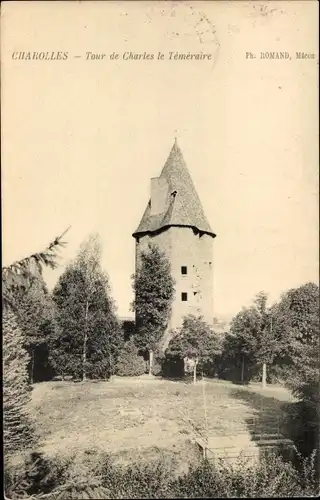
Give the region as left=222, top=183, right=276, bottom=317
left=221, top=283, right=319, bottom=390
left=170, top=454, right=307, bottom=498
left=166, top=315, right=221, bottom=382
left=131, top=243, right=175, bottom=353
left=51, top=234, right=123, bottom=380
left=4, top=451, right=81, bottom=499
left=272, top=282, right=319, bottom=405
left=11, top=277, right=56, bottom=383
left=115, top=339, right=146, bottom=376
left=222, top=291, right=287, bottom=385
left=215, top=331, right=258, bottom=383
left=4, top=449, right=319, bottom=499
left=270, top=283, right=320, bottom=460
left=2, top=231, right=68, bottom=464
left=285, top=401, right=319, bottom=467
left=2, top=228, right=69, bottom=309
left=150, top=350, right=164, bottom=376
left=230, top=292, right=283, bottom=366
left=3, top=306, right=35, bottom=457
left=167, top=315, right=221, bottom=361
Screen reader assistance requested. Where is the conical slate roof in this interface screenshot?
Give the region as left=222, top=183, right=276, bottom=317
left=133, top=140, right=216, bottom=238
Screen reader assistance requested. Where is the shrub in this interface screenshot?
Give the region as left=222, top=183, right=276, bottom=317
left=285, top=401, right=319, bottom=463
left=102, top=457, right=173, bottom=498
left=4, top=449, right=319, bottom=499
left=162, top=354, right=185, bottom=379
left=169, top=453, right=317, bottom=498
left=4, top=451, right=72, bottom=498
left=115, top=339, right=146, bottom=376
left=267, top=360, right=293, bottom=385
left=150, top=349, right=165, bottom=376
left=151, top=358, right=162, bottom=376
left=4, top=449, right=110, bottom=500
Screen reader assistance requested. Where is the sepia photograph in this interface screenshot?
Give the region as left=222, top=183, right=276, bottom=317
left=1, top=1, right=319, bottom=498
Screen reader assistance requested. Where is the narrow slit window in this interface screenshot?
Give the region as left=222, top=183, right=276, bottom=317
left=181, top=266, right=187, bottom=275
left=181, top=292, right=188, bottom=302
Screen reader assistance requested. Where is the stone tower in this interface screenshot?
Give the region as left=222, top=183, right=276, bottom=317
left=132, top=139, right=216, bottom=350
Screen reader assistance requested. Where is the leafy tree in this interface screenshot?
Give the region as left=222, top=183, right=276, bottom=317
left=273, top=282, right=319, bottom=404
left=3, top=306, right=35, bottom=456
left=131, top=243, right=175, bottom=375
left=229, top=291, right=283, bottom=388
left=51, top=234, right=123, bottom=381
left=115, top=338, right=146, bottom=376
left=166, top=315, right=221, bottom=384
left=216, top=331, right=257, bottom=384
left=272, top=282, right=319, bottom=461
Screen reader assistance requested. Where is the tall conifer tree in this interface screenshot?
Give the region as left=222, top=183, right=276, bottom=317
left=2, top=230, right=68, bottom=456
left=3, top=307, right=35, bottom=455
left=131, top=243, right=175, bottom=374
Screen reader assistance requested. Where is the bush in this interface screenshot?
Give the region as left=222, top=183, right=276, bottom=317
left=4, top=449, right=319, bottom=499
left=267, top=360, right=293, bottom=385
left=4, top=449, right=111, bottom=500
left=115, top=339, right=146, bottom=376
left=4, top=451, right=70, bottom=498
left=149, top=350, right=165, bottom=376
left=150, top=358, right=162, bottom=376
left=285, top=401, right=319, bottom=461
left=162, top=354, right=185, bottom=379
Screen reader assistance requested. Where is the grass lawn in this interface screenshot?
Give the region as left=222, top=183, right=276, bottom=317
left=28, top=376, right=295, bottom=470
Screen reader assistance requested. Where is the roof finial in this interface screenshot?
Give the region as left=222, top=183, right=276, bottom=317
left=174, top=129, right=178, bottom=146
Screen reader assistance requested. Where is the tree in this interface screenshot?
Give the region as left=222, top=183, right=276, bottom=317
left=51, top=234, right=123, bottom=381
left=12, top=277, right=56, bottom=383
left=273, top=282, right=319, bottom=404
left=115, top=338, right=146, bottom=376
left=2, top=230, right=68, bottom=457
left=166, top=315, right=221, bottom=384
left=253, top=292, right=281, bottom=388
left=217, top=330, right=257, bottom=384
left=229, top=292, right=283, bottom=388
left=3, top=306, right=35, bottom=456
left=2, top=229, right=69, bottom=308
left=272, top=282, right=319, bottom=460
left=131, top=243, right=175, bottom=375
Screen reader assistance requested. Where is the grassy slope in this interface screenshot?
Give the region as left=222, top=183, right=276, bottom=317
left=28, top=376, right=294, bottom=468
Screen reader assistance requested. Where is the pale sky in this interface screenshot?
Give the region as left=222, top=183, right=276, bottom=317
left=2, top=1, right=319, bottom=319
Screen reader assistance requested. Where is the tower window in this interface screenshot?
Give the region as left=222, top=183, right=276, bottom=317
left=181, top=266, right=187, bottom=275
left=181, top=292, right=188, bottom=302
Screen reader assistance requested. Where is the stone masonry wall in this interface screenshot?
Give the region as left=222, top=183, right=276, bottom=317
left=135, top=226, right=214, bottom=353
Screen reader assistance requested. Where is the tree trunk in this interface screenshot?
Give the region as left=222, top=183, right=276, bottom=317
left=193, top=359, right=198, bottom=384
left=241, top=355, right=245, bottom=384
left=82, top=300, right=89, bottom=382
left=262, top=362, right=267, bottom=389
left=149, top=350, right=153, bottom=375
